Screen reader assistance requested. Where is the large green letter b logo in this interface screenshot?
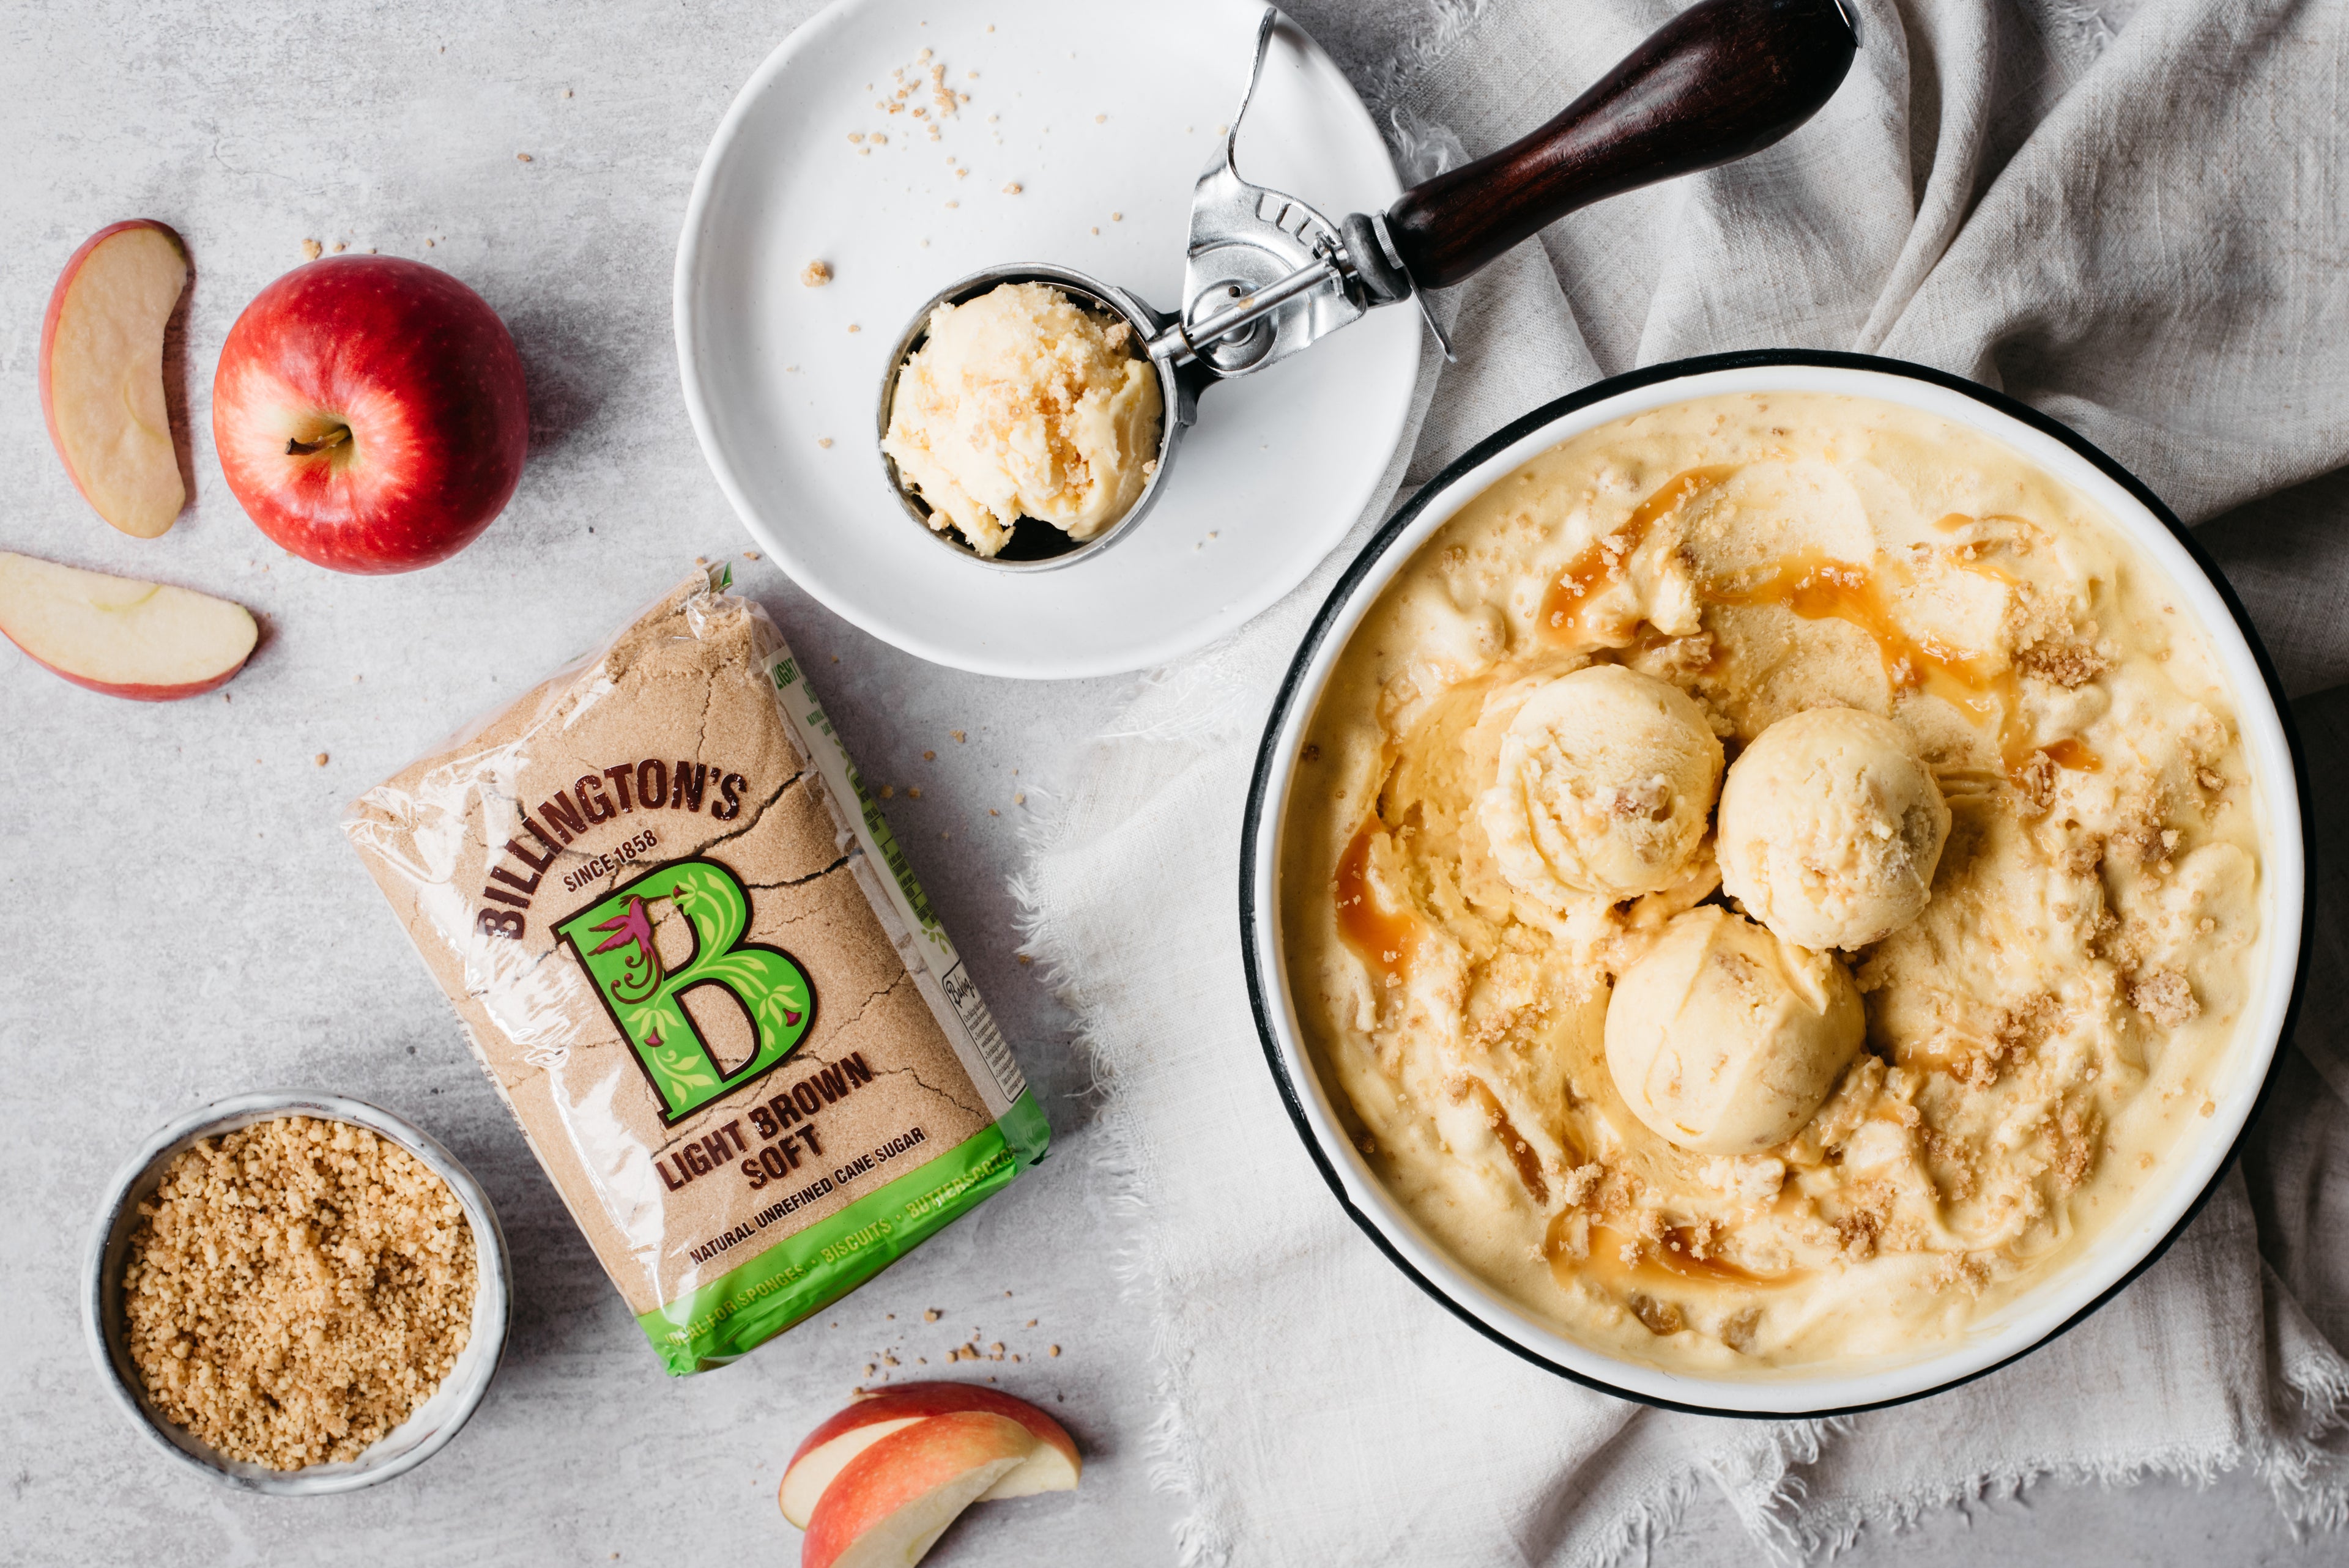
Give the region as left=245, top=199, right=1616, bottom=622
left=556, top=857, right=816, bottom=1124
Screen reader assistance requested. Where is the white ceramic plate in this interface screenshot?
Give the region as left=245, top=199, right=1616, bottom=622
left=675, top=0, right=1422, bottom=679
left=1242, top=354, right=2310, bottom=1415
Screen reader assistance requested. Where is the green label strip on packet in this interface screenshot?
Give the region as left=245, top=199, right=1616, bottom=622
left=639, top=1091, right=1051, bottom=1375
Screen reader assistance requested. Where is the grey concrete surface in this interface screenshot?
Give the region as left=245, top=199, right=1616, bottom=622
left=0, top=1, right=2332, bottom=1564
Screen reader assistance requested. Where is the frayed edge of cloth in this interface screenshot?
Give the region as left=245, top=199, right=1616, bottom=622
left=1719, top=1408, right=2348, bottom=1564
left=1565, top=1463, right=1709, bottom=1568
left=2263, top=1275, right=2349, bottom=1533
left=1009, top=791, right=1233, bottom=1567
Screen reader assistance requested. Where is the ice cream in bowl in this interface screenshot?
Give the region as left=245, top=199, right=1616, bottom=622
left=1243, top=357, right=2307, bottom=1413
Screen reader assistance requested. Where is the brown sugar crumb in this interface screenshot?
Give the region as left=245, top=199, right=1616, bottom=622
left=516, top=152, right=534, bottom=163
left=907, top=785, right=922, bottom=799
left=924, top=750, right=937, bottom=761
left=817, top=437, right=834, bottom=449
left=1833, top=1200, right=1885, bottom=1260
left=1927, top=1251, right=1990, bottom=1296
left=1048, top=1344, right=1061, bottom=1357
left=1003, top=182, right=1022, bottom=195
left=314, top=753, right=330, bottom=767
left=2013, top=749, right=2058, bottom=814
left=2051, top=1103, right=2101, bottom=1188
left=2005, top=586, right=2108, bottom=689
left=2017, top=638, right=2108, bottom=688
left=923, top=1308, right=941, bottom=1322
left=2129, top=967, right=2199, bottom=1029
left=1956, top=993, right=2061, bottom=1088
left=121, top=1116, right=476, bottom=1471
left=801, top=260, right=832, bottom=287
left=301, top=239, right=323, bottom=260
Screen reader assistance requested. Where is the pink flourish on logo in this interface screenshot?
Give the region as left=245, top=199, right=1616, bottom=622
left=590, top=895, right=665, bottom=1004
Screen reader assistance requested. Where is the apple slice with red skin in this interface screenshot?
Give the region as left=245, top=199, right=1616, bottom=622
left=780, top=1383, right=1082, bottom=1528
left=40, top=220, right=190, bottom=539
left=0, top=552, right=255, bottom=700
left=212, top=255, right=529, bottom=575
left=801, top=1410, right=1041, bottom=1568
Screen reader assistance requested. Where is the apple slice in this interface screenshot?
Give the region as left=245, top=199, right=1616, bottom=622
left=40, top=221, right=190, bottom=539
left=801, top=1411, right=1039, bottom=1568
left=781, top=1383, right=1081, bottom=1528
left=0, top=552, right=256, bottom=700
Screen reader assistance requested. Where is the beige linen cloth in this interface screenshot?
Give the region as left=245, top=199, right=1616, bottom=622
left=1016, top=1, right=2349, bottom=1560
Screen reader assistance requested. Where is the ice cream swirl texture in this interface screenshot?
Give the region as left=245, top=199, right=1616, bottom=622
left=1280, top=392, right=2266, bottom=1373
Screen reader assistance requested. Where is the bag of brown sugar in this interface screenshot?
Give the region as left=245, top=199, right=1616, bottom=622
left=344, top=564, right=1047, bottom=1374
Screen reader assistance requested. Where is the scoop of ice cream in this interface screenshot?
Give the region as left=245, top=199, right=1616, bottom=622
left=881, top=281, right=1163, bottom=557
left=1605, top=905, right=1864, bottom=1154
left=1717, top=708, right=1951, bottom=950
left=1476, top=664, right=1723, bottom=907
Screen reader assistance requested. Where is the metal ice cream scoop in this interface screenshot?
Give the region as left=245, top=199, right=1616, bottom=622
left=880, top=0, right=1859, bottom=569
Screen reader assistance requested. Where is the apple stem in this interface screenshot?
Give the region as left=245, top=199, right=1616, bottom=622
left=286, top=424, right=352, bottom=456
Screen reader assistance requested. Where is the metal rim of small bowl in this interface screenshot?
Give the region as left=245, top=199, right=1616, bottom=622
left=875, top=264, right=1188, bottom=572
left=1238, top=347, right=2313, bottom=1419
left=83, top=1090, right=514, bottom=1493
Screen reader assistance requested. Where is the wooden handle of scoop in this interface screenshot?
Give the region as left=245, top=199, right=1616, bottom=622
left=1379, top=0, right=1858, bottom=292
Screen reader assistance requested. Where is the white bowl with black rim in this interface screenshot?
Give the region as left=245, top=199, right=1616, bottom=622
left=1239, top=350, right=2312, bottom=1417
left=83, top=1091, right=513, bottom=1492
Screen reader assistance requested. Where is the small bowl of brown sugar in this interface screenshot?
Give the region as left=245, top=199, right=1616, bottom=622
left=83, top=1092, right=511, bottom=1493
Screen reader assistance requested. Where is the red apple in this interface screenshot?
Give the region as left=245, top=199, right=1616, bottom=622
left=41, top=220, right=190, bottom=539
left=801, top=1411, right=1039, bottom=1568
left=0, top=551, right=255, bottom=700
left=212, top=255, right=528, bottom=574
left=780, top=1383, right=1081, bottom=1527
